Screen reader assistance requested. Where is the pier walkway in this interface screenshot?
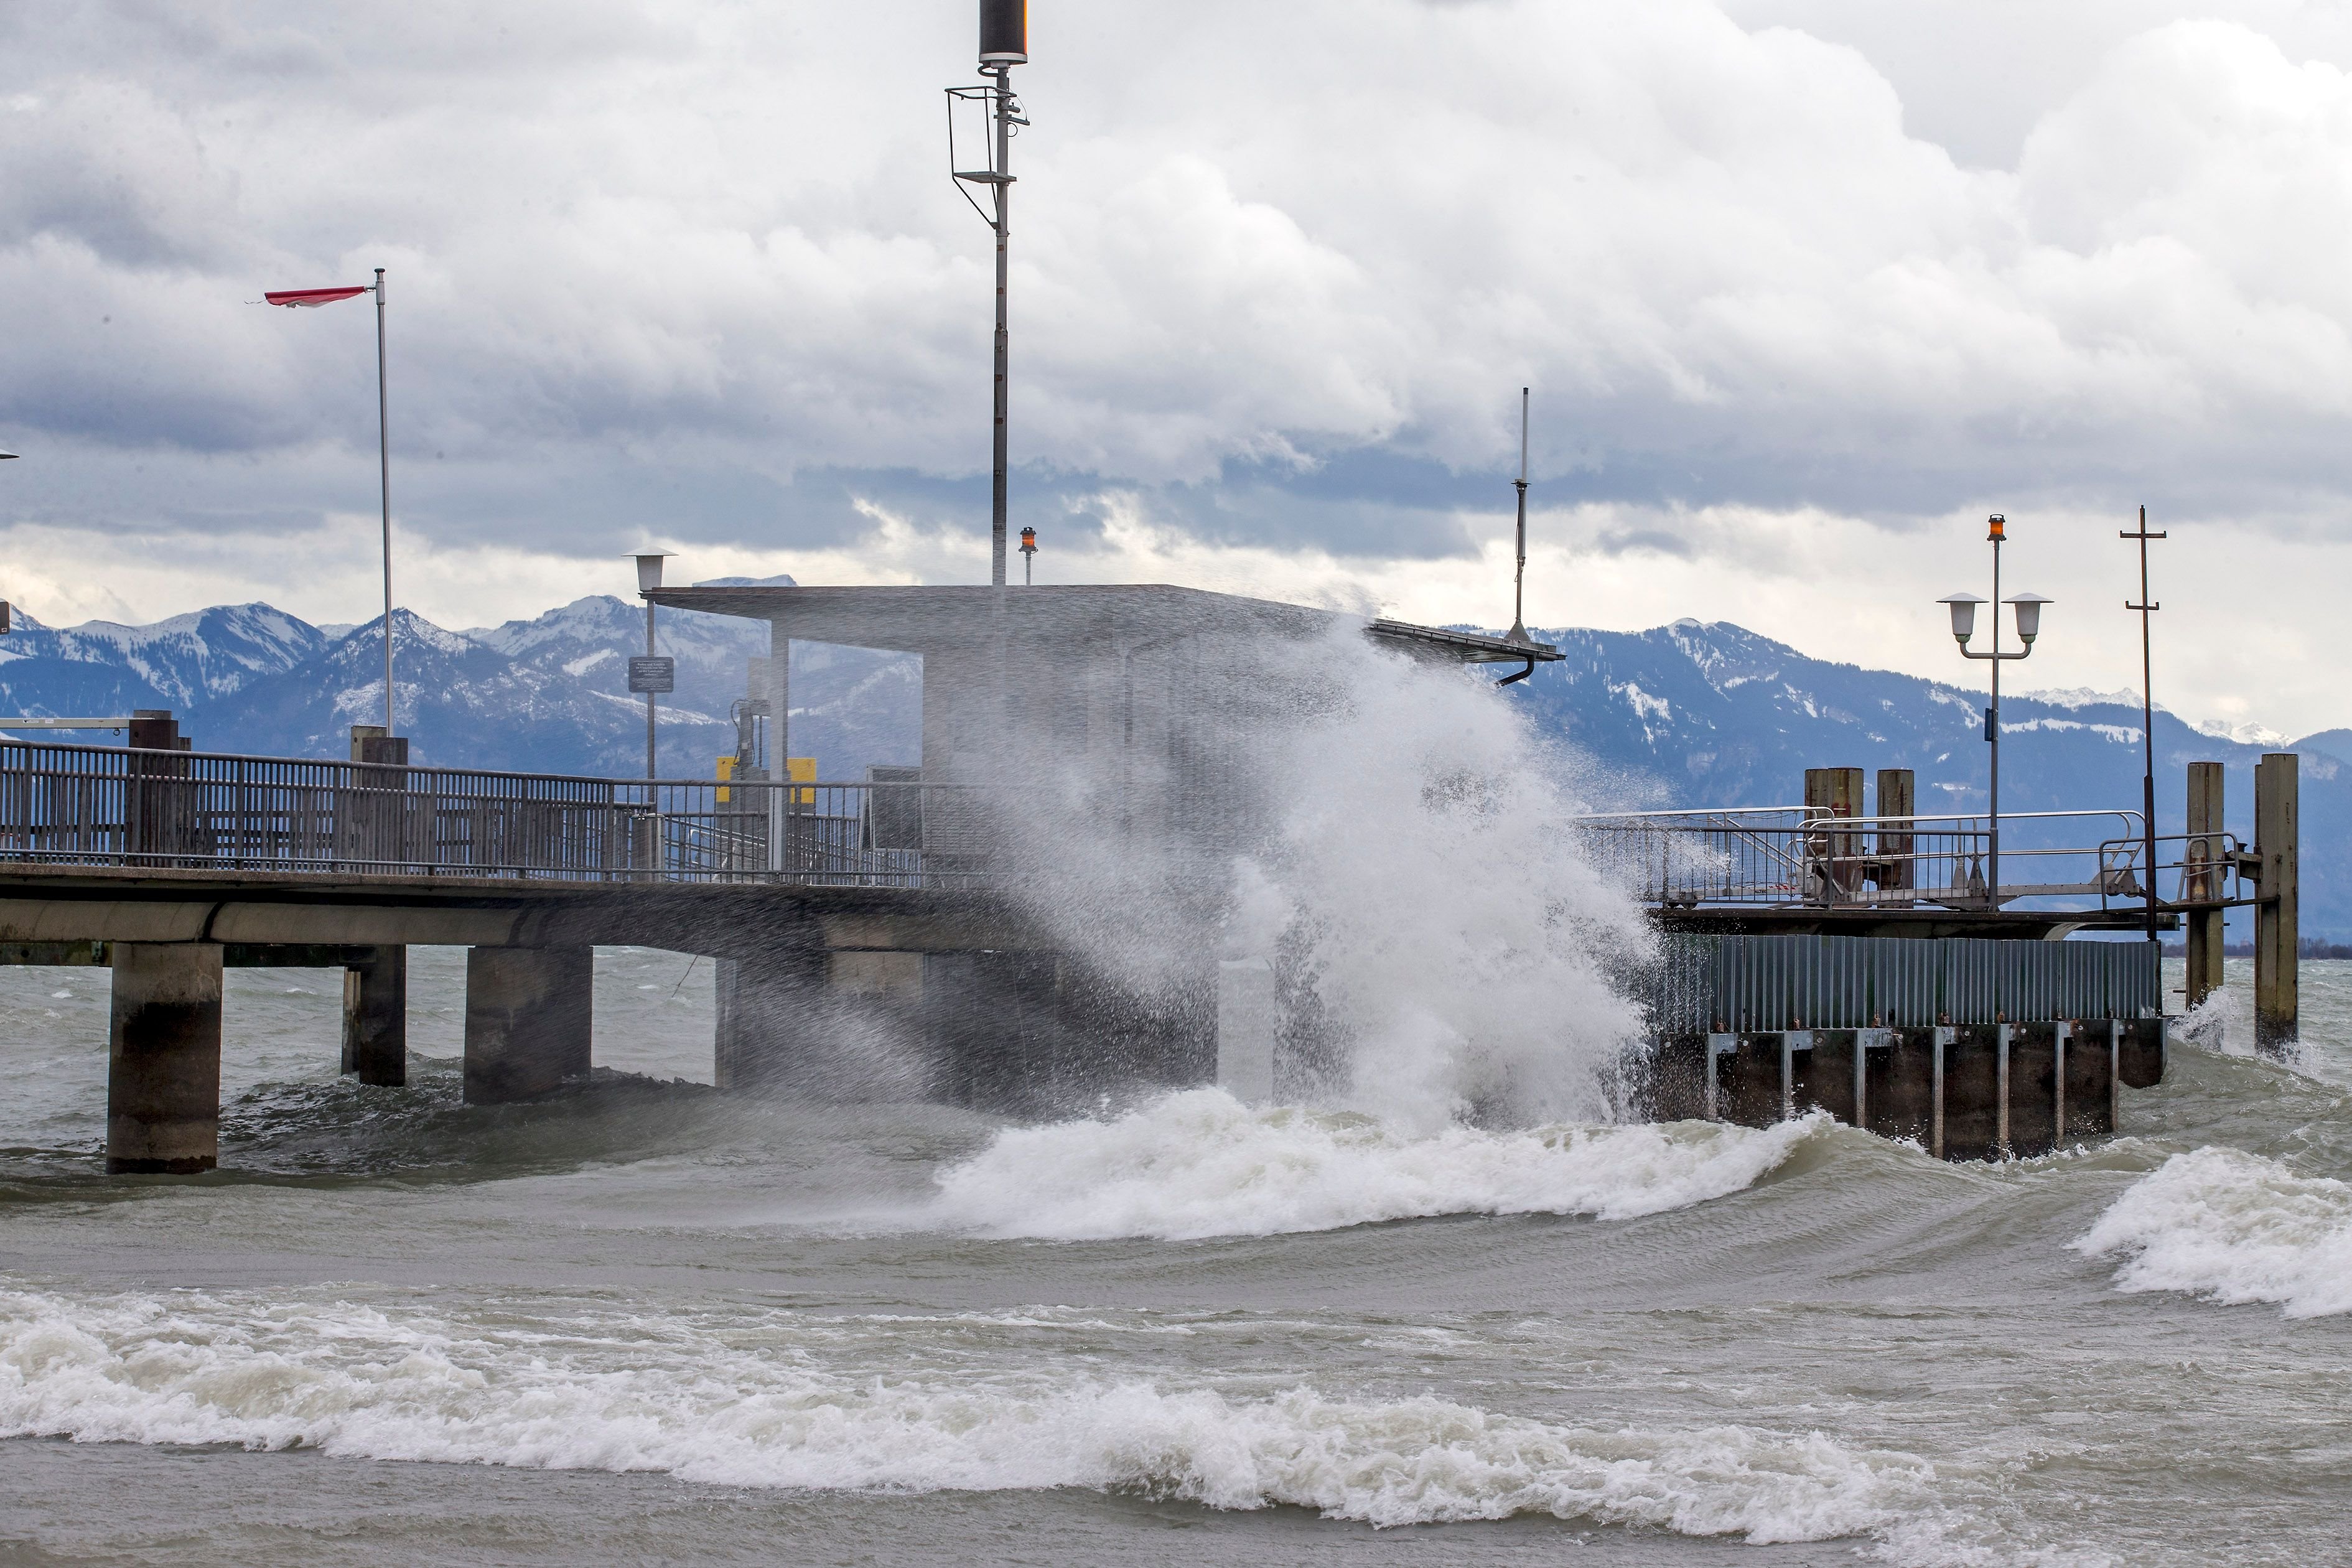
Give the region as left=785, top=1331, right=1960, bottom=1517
left=0, top=737, right=2289, bottom=1170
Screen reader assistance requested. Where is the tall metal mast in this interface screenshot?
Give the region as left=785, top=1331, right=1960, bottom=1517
left=951, top=2, right=1029, bottom=586
left=373, top=268, right=394, bottom=735
left=1508, top=386, right=1531, bottom=645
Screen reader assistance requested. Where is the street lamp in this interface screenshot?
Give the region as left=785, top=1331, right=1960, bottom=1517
left=1938, top=513, right=2053, bottom=908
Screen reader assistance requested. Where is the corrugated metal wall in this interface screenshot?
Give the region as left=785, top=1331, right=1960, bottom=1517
left=1652, top=935, right=2160, bottom=1030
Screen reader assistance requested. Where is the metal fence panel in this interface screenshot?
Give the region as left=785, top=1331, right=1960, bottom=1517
left=1652, top=934, right=2160, bottom=1030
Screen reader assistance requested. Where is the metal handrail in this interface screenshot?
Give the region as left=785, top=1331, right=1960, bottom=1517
left=1575, top=806, right=2153, bottom=911
left=0, top=739, right=999, bottom=889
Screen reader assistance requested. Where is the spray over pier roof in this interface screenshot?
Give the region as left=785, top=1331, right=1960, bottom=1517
left=644, top=583, right=1561, bottom=665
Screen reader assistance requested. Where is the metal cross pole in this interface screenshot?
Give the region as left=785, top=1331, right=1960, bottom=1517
left=372, top=268, right=394, bottom=737
left=2121, top=505, right=2166, bottom=942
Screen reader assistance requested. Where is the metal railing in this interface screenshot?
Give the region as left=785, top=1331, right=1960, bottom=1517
left=0, top=739, right=2252, bottom=913
left=1572, top=805, right=2228, bottom=913
left=0, top=740, right=994, bottom=889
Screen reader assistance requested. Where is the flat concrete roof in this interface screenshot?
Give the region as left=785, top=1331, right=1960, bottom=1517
left=644, top=582, right=1561, bottom=665
left=643, top=583, right=1334, bottom=656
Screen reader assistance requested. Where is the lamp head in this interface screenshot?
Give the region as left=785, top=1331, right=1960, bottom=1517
left=1019, top=526, right=1037, bottom=554
left=2004, top=592, right=2052, bottom=644
left=1938, top=592, right=1986, bottom=645
left=1987, top=513, right=2007, bottom=542
left=630, top=552, right=671, bottom=594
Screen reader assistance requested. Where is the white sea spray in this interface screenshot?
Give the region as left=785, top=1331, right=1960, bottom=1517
left=2074, top=1145, right=2352, bottom=1317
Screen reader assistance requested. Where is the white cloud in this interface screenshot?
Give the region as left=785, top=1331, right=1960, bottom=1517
left=0, top=0, right=2349, bottom=734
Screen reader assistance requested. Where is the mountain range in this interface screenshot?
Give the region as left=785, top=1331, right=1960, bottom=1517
left=0, top=592, right=2341, bottom=937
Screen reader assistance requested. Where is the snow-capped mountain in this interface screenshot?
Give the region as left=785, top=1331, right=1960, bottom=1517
left=0, top=603, right=326, bottom=717
left=0, top=598, right=2340, bottom=934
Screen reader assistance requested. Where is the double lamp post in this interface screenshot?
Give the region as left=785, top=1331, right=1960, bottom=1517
left=1937, top=513, right=2052, bottom=905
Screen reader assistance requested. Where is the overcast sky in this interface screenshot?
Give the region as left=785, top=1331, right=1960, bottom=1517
left=2, top=0, right=2350, bottom=735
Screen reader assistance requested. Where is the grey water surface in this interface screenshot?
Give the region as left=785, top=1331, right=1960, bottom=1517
left=4, top=951, right=2350, bottom=1566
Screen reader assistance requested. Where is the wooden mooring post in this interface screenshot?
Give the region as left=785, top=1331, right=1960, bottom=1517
left=2183, top=761, right=2226, bottom=1009
left=2254, top=752, right=2298, bottom=1052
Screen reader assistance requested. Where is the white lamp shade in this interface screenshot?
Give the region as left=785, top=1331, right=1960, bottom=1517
left=632, top=553, right=670, bottom=594
left=2004, top=592, right=2052, bottom=642
left=1938, top=592, right=1985, bottom=642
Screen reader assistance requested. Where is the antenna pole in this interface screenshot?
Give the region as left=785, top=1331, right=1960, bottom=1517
left=1509, top=386, right=1529, bottom=643
left=2122, top=505, right=2167, bottom=943
left=989, top=63, right=1013, bottom=587
left=373, top=267, right=394, bottom=737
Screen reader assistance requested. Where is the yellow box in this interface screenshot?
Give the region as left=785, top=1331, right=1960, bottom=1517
left=711, top=756, right=814, bottom=805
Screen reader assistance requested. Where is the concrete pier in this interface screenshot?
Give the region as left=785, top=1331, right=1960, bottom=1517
left=340, top=946, right=408, bottom=1086
left=463, top=945, right=592, bottom=1104
left=106, top=942, right=223, bottom=1174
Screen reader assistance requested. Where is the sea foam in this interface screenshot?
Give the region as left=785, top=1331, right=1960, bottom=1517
left=928, top=1089, right=1824, bottom=1240
left=2074, top=1146, right=2352, bottom=1317
left=0, top=1286, right=1922, bottom=1541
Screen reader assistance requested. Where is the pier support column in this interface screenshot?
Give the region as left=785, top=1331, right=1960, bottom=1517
left=106, top=942, right=223, bottom=1174
left=464, top=945, right=592, bottom=1104
left=2254, top=752, right=2298, bottom=1054
left=1216, top=958, right=1276, bottom=1106
left=339, top=946, right=407, bottom=1086
left=2184, top=762, right=2226, bottom=1008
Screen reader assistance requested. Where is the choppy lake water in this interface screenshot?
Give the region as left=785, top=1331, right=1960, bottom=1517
left=4, top=950, right=2351, bottom=1566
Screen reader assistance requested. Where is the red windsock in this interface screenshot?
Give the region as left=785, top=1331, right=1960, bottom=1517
left=263, top=286, right=368, bottom=307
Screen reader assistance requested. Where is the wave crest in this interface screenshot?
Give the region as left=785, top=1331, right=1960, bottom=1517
left=2074, top=1146, right=2352, bottom=1317
left=928, top=1089, right=1823, bottom=1240
left=0, top=1287, right=1919, bottom=1541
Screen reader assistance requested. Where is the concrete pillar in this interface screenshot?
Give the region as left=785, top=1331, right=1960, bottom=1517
left=1996, top=1024, right=2013, bottom=1157
left=2184, top=762, right=2226, bottom=1007
left=1780, top=1029, right=1813, bottom=1120
left=107, top=942, right=223, bottom=1174
left=1876, top=768, right=1915, bottom=897
left=1931, top=1027, right=1952, bottom=1159
left=464, top=945, right=592, bottom=1104
left=1704, top=1032, right=1736, bottom=1121
left=2254, top=752, right=2298, bottom=1053
left=339, top=946, right=407, bottom=1086
left=2118, top=1016, right=2167, bottom=1089
left=1216, top=957, right=1276, bottom=1106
